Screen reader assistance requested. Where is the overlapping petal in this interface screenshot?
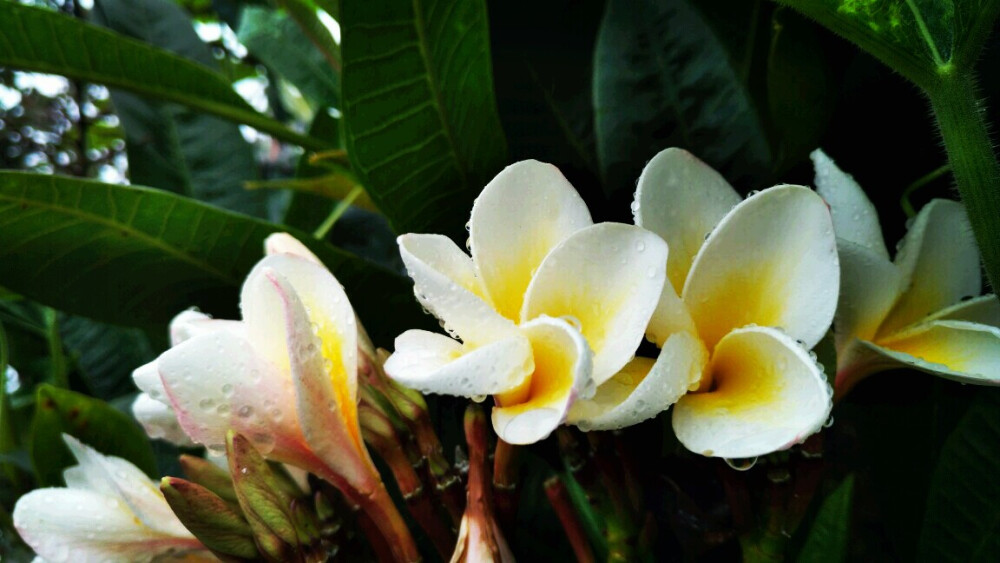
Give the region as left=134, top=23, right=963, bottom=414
left=672, top=326, right=832, bottom=458
left=833, top=239, right=902, bottom=351
left=810, top=149, right=889, bottom=259
left=869, top=320, right=1000, bottom=384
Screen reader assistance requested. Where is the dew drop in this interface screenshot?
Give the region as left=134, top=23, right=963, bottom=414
left=221, top=383, right=234, bottom=396
left=724, top=457, right=758, bottom=471
left=823, top=415, right=834, bottom=428
left=635, top=240, right=646, bottom=252
left=199, top=398, right=215, bottom=410
left=237, top=405, right=254, bottom=418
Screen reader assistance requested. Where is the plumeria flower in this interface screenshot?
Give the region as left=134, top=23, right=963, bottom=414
left=132, top=233, right=418, bottom=562
left=13, top=435, right=211, bottom=563
left=608, top=148, right=838, bottom=459
left=811, top=150, right=1000, bottom=397
left=385, top=161, right=668, bottom=444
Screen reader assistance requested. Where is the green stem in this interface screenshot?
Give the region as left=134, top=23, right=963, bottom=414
left=312, top=186, right=363, bottom=239
left=926, top=72, right=1000, bottom=295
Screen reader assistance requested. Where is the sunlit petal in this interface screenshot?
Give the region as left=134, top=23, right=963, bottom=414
left=810, top=149, right=889, bottom=259
left=522, top=223, right=667, bottom=385
left=872, top=320, right=1000, bottom=384
left=672, top=326, right=832, bottom=458
left=833, top=239, right=902, bottom=352
left=568, top=332, right=707, bottom=431
left=470, top=160, right=593, bottom=320
left=492, top=316, right=592, bottom=445
left=877, top=200, right=981, bottom=337
left=634, top=147, right=741, bottom=291
left=683, top=185, right=839, bottom=350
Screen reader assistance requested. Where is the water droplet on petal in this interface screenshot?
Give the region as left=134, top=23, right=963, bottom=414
left=724, top=457, right=758, bottom=471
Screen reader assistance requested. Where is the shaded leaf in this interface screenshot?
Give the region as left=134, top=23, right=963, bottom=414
left=797, top=475, right=855, bottom=563
left=341, top=0, right=508, bottom=238
left=59, top=315, right=155, bottom=400
left=30, top=384, right=157, bottom=486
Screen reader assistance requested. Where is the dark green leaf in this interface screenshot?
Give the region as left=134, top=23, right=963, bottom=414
left=30, top=384, right=157, bottom=486
left=91, top=0, right=272, bottom=219
left=593, top=0, right=772, bottom=196
left=237, top=6, right=340, bottom=109
left=797, top=475, right=855, bottom=563
left=341, top=0, right=508, bottom=238
left=59, top=315, right=155, bottom=400
left=161, top=476, right=259, bottom=560
left=0, top=172, right=424, bottom=345
left=918, top=390, right=1000, bottom=562
left=0, top=1, right=327, bottom=150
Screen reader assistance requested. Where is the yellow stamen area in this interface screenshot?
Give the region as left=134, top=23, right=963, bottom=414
left=877, top=323, right=977, bottom=373
left=482, top=227, right=558, bottom=322
left=678, top=332, right=781, bottom=417
left=687, top=270, right=784, bottom=352
left=313, top=319, right=363, bottom=452
left=494, top=325, right=576, bottom=416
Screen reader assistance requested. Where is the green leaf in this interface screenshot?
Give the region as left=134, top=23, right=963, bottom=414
left=774, top=0, right=1000, bottom=84
left=91, top=0, right=272, bottom=219
left=797, top=475, right=855, bottom=563
left=918, top=390, right=1000, bottom=562
left=161, top=476, right=260, bottom=560
left=59, top=315, right=155, bottom=400
left=30, top=384, right=157, bottom=486
left=0, top=1, right=328, bottom=150
left=238, top=6, right=341, bottom=109
left=0, top=172, right=424, bottom=345
left=593, top=0, right=772, bottom=196
left=341, top=0, right=508, bottom=238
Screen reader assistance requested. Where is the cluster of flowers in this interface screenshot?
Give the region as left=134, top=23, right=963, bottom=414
left=12, top=149, right=999, bottom=561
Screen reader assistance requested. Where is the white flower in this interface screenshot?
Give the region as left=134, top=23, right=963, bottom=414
left=385, top=160, right=668, bottom=444
left=811, top=149, right=1000, bottom=396
left=13, top=435, right=210, bottom=563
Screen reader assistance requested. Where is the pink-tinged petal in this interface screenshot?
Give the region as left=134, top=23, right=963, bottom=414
left=131, top=393, right=192, bottom=446
left=877, top=200, right=981, bottom=337
left=470, top=160, right=593, bottom=321
left=492, top=316, right=593, bottom=445
left=385, top=330, right=533, bottom=398
left=810, top=149, right=890, bottom=259
left=673, top=326, right=832, bottom=458
left=522, top=223, right=667, bottom=385
left=398, top=234, right=518, bottom=347
left=833, top=239, right=902, bottom=353
left=265, top=232, right=322, bottom=263
left=683, top=185, right=839, bottom=350
left=568, top=332, right=708, bottom=431
left=634, top=147, right=741, bottom=291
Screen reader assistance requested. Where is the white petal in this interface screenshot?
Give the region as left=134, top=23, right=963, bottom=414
left=683, top=185, right=839, bottom=350
left=568, top=332, right=707, bottom=431
left=871, top=320, right=1000, bottom=384
left=168, top=309, right=243, bottom=347
left=265, top=232, right=322, bottom=263
left=131, top=361, right=167, bottom=403
left=833, top=239, right=902, bottom=353
left=634, top=147, right=741, bottom=291
left=672, top=326, right=832, bottom=458
left=385, top=330, right=533, bottom=398
left=877, top=200, right=981, bottom=337
left=492, top=316, right=593, bottom=445
left=646, top=281, right=697, bottom=349
left=131, top=393, right=193, bottom=446
left=522, top=223, right=667, bottom=385
left=470, top=160, right=593, bottom=321
left=810, top=149, right=889, bottom=259
left=158, top=330, right=297, bottom=457
left=928, top=295, right=1000, bottom=327
left=13, top=488, right=202, bottom=563
left=398, top=234, right=518, bottom=346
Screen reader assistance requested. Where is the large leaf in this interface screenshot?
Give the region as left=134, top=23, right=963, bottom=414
left=59, top=315, right=155, bottom=400
left=0, top=172, right=424, bottom=344
left=593, top=0, right=772, bottom=196
left=918, top=389, right=1000, bottom=562
left=341, top=0, right=508, bottom=238
left=797, top=475, right=855, bottom=563
left=91, top=0, right=272, bottom=219
left=0, top=1, right=327, bottom=150
left=30, top=384, right=157, bottom=486
left=238, top=5, right=340, bottom=110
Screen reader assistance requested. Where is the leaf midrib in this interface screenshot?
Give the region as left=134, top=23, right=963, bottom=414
left=905, top=0, right=947, bottom=67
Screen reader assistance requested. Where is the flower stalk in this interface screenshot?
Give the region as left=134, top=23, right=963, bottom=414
left=545, top=475, right=596, bottom=563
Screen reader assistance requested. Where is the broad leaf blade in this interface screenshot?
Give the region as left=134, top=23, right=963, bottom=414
left=341, top=0, right=508, bottom=238
left=30, top=384, right=157, bottom=486
left=59, top=315, right=155, bottom=400
left=0, top=172, right=423, bottom=344
left=797, top=475, right=855, bottom=563
left=0, top=1, right=326, bottom=150
left=593, top=0, right=772, bottom=196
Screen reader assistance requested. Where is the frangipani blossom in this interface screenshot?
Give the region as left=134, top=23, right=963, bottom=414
left=13, top=435, right=210, bottom=563
left=385, top=160, right=668, bottom=444
left=614, top=148, right=838, bottom=458
left=132, top=233, right=418, bottom=562
left=811, top=150, right=1000, bottom=396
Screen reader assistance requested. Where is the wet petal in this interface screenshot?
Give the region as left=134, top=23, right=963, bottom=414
left=634, top=147, right=741, bottom=291
left=470, top=160, right=593, bottom=321
left=683, top=185, right=839, bottom=350
left=871, top=320, right=1000, bottom=384
left=672, top=326, right=832, bottom=458
left=131, top=393, right=192, bottom=446
left=646, top=281, right=697, bottom=348
left=384, top=330, right=533, bottom=398
left=265, top=232, right=322, bottom=263
left=928, top=295, right=1000, bottom=327
left=833, top=239, right=902, bottom=352
left=492, top=316, right=592, bottom=445
left=810, top=149, right=889, bottom=259
left=169, top=309, right=244, bottom=347
left=568, top=332, right=707, bottom=431
left=522, top=223, right=667, bottom=385
left=132, top=361, right=167, bottom=404
left=398, top=233, right=518, bottom=346
left=877, top=200, right=981, bottom=337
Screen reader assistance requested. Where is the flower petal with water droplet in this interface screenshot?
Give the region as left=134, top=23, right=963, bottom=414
left=810, top=149, right=889, bottom=259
